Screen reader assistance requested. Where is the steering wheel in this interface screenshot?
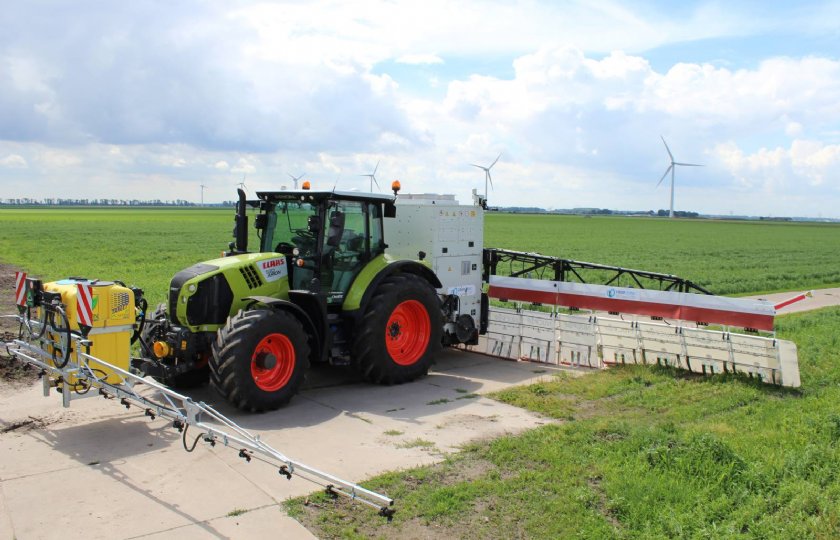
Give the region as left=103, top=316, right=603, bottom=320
left=275, top=242, right=295, bottom=254
left=294, top=228, right=316, bottom=240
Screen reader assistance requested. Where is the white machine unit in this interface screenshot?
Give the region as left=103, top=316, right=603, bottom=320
left=387, top=190, right=485, bottom=344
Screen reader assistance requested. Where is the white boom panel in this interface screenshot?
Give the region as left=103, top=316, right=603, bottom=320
left=489, top=275, right=777, bottom=331
left=464, top=307, right=800, bottom=388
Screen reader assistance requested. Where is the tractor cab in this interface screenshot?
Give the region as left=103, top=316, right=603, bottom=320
left=251, top=190, right=396, bottom=304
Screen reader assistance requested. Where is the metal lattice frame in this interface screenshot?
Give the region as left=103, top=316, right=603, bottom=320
left=483, top=248, right=713, bottom=295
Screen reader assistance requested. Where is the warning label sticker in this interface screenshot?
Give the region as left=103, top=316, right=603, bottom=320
left=257, top=257, right=288, bottom=282
left=447, top=285, right=477, bottom=297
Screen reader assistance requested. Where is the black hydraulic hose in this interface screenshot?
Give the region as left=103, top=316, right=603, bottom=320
left=50, top=305, right=72, bottom=369
left=131, top=297, right=148, bottom=345
left=182, top=424, right=203, bottom=452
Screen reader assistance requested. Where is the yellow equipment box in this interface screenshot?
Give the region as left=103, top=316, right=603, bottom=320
left=44, top=279, right=135, bottom=384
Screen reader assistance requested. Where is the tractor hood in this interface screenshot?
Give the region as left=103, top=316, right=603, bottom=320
left=169, top=252, right=291, bottom=331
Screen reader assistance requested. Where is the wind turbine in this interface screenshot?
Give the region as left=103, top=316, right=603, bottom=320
left=288, top=173, right=305, bottom=189
left=360, top=161, right=380, bottom=192
left=471, top=153, right=501, bottom=201
left=199, top=184, right=206, bottom=206
left=236, top=175, right=248, bottom=194
left=657, top=137, right=702, bottom=218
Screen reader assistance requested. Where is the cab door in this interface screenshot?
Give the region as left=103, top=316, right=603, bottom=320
left=320, top=201, right=383, bottom=303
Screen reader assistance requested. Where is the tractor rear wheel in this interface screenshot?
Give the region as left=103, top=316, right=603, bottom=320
left=353, top=274, right=442, bottom=384
left=210, top=309, right=309, bottom=412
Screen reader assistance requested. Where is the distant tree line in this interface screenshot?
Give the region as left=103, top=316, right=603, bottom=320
left=0, top=198, right=233, bottom=207
left=500, top=207, right=701, bottom=218
left=655, top=209, right=699, bottom=218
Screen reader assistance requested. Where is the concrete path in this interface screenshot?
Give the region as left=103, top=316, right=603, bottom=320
left=744, top=287, right=840, bottom=314
left=0, top=350, right=578, bottom=540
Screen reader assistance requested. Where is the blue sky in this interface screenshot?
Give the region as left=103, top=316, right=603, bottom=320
left=1, top=0, right=839, bottom=217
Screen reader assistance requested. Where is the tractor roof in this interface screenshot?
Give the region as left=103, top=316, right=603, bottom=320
left=256, top=190, right=396, bottom=205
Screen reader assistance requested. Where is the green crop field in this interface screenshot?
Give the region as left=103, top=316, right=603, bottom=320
left=0, top=208, right=232, bottom=304
left=2, top=208, right=840, bottom=301
left=485, top=214, right=840, bottom=296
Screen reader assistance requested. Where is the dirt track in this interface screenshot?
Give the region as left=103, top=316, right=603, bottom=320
left=0, top=264, right=40, bottom=387
left=745, top=288, right=840, bottom=314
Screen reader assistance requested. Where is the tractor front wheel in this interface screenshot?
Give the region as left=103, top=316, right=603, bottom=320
left=210, top=309, right=309, bottom=412
left=353, top=274, right=442, bottom=384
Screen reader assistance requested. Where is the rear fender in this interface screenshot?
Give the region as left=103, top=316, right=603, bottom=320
left=342, top=256, right=442, bottom=315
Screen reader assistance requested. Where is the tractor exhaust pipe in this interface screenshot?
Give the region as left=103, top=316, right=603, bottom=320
left=234, top=188, right=248, bottom=253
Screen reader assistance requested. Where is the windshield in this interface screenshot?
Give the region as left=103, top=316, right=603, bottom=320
left=262, top=201, right=319, bottom=253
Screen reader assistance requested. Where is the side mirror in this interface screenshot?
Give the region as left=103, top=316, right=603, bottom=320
left=326, top=211, right=345, bottom=248
left=254, top=214, right=267, bottom=230
left=384, top=203, right=396, bottom=218
left=307, top=215, right=321, bottom=233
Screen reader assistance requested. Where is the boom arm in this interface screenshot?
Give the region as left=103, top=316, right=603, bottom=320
left=2, top=324, right=395, bottom=517
left=483, top=248, right=712, bottom=294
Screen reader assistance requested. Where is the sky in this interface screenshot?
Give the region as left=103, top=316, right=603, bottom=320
left=1, top=1, right=839, bottom=217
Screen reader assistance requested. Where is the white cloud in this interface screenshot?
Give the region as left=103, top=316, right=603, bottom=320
left=397, top=54, right=444, bottom=65
left=713, top=139, right=840, bottom=191
left=0, top=154, right=27, bottom=168
left=230, top=158, right=258, bottom=175
left=37, top=149, right=82, bottom=168
left=785, top=121, right=804, bottom=137
left=790, top=140, right=840, bottom=186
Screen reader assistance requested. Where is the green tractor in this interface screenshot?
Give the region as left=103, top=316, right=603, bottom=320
left=138, top=187, right=447, bottom=411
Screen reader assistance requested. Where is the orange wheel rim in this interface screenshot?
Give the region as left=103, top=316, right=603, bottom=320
left=251, top=333, right=296, bottom=391
left=196, top=351, right=211, bottom=369
left=386, top=300, right=431, bottom=366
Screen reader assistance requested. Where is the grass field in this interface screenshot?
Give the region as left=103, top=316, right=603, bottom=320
left=2, top=208, right=840, bottom=537
left=2, top=208, right=840, bottom=301
left=0, top=208, right=231, bottom=304
left=485, top=214, right=840, bottom=295
left=287, top=308, right=840, bottom=538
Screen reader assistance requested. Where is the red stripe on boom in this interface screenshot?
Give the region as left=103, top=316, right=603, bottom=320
left=488, top=285, right=774, bottom=331
left=774, top=294, right=807, bottom=310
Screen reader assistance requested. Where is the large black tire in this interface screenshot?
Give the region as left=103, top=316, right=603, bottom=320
left=210, top=309, right=310, bottom=412
left=352, top=274, right=442, bottom=384
left=141, top=303, right=209, bottom=389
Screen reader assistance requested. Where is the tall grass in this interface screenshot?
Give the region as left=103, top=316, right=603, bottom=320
left=286, top=308, right=840, bottom=538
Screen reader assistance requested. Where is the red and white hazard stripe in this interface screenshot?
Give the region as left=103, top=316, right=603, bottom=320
left=76, top=283, right=94, bottom=327
left=14, top=272, right=27, bottom=306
